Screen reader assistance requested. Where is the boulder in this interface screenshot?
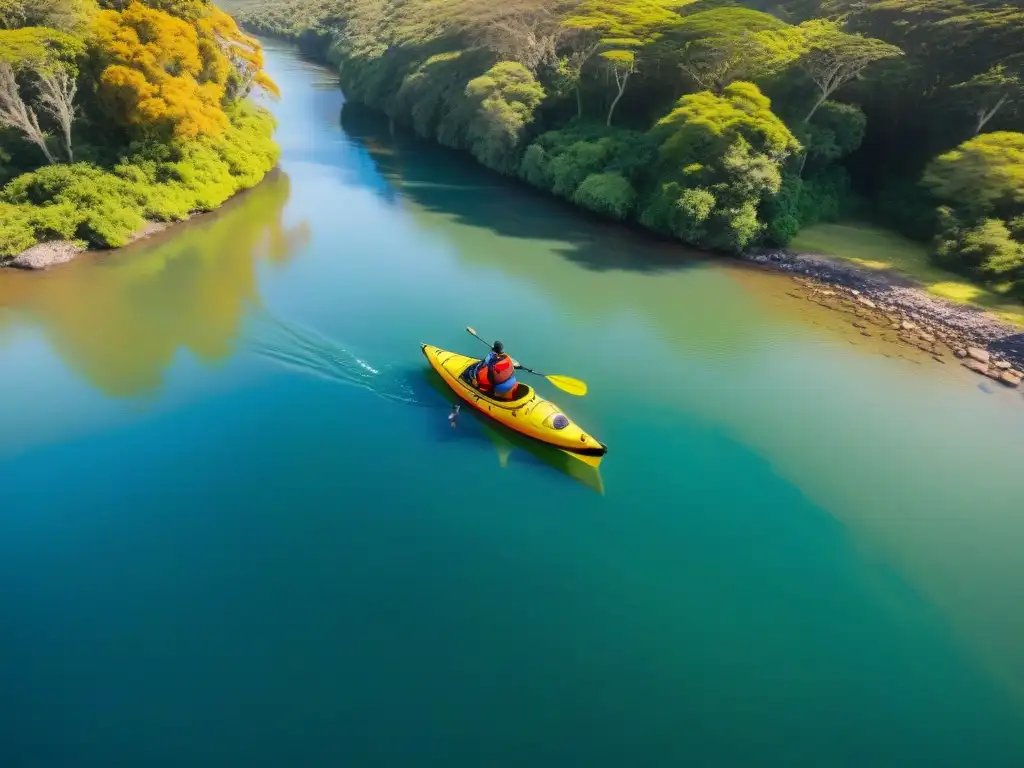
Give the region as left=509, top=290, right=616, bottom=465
left=963, top=360, right=990, bottom=376
left=5, top=240, right=84, bottom=270
left=919, top=332, right=935, bottom=343
left=994, top=360, right=1012, bottom=370
left=954, top=348, right=968, bottom=359
left=857, top=296, right=877, bottom=309
left=754, top=254, right=769, bottom=264
left=901, top=320, right=917, bottom=331
left=966, top=347, right=990, bottom=364
left=1000, top=371, right=1022, bottom=388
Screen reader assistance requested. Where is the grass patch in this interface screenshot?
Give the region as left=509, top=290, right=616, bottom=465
left=791, top=221, right=1024, bottom=327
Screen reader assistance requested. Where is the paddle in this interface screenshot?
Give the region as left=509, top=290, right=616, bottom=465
left=465, top=326, right=588, bottom=396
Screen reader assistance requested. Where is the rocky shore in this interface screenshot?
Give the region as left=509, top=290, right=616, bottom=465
left=0, top=221, right=173, bottom=271
left=743, top=248, right=1024, bottom=389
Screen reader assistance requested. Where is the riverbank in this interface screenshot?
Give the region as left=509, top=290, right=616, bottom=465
left=1, top=168, right=281, bottom=271
left=2, top=222, right=169, bottom=270
left=0, top=105, right=279, bottom=272
left=742, top=247, right=1024, bottom=386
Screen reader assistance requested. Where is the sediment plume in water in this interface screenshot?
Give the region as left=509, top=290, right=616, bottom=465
left=245, top=312, right=431, bottom=407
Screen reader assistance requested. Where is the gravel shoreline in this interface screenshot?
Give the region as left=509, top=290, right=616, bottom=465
left=742, top=247, right=1024, bottom=388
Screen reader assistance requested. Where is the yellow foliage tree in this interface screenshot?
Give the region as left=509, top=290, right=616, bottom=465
left=94, top=1, right=277, bottom=139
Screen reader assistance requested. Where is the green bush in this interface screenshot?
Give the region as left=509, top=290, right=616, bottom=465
left=0, top=104, right=277, bottom=254
left=464, top=62, right=545, bottom=174
left=521, top=123, right=654, bottom=201
left=640, top=183, right=716, bottom=243
left=572, top=172, right=636, bottom=221
left=519, top=144, right=551, bottom=189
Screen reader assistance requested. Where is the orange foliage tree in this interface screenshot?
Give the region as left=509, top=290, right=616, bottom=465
left=93, top=1, right=277, bottom=139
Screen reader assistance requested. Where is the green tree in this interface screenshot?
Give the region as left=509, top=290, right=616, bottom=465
left=644, top=81, right=801, bottom=251
left=921, top=131, right=1024, bottom=220
left=464, top=61, right=546, bottom=174
left=563, top=0, right=682, bottom=126
left=670, top=7, right=804, bottom=93
left=951, top=62, right=1024, bottom=137
left=795, top=19, right=903, bottom=123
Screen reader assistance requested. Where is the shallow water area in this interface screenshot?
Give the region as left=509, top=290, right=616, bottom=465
left=2, top=40, right=1024, bottom=767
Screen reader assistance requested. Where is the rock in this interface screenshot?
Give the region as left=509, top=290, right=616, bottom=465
left=963, top=359, right=990, bottom=375
left=919, top=332, right=935, bottom=343
left=994, top=360, right=1012, bottom=370
left=852, top=322, right=866, bottom=329
left=861, top=330, right=871, bottom=337
left=754, top=254, right=769, bottom=264
left=901, top=320, right=917, bottom=331
left=999, top=372, right=1022, bottom=388
left=857, top=296, right=877, bottom=309
left=6, top=240, right=84, bottom=270
left=954, top=348, right=968, bottom=359
left=966, top=346, right=990, bottom=364
left=850, top=289, right=861, bottom=296
left=932, top=355, right=946, bottom=364
left=820, top=290, right=835, bottom=297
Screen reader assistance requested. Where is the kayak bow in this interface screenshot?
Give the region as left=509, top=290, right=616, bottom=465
left=421, top=344, right=608, bottom=467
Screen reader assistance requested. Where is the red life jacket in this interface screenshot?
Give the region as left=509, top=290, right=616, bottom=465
left=476, top=353, right=515, bottom=390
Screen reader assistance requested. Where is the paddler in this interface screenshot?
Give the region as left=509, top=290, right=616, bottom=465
left=475, top=341, right=519, bottom=400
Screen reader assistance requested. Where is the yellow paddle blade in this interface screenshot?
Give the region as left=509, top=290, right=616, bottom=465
left=546, top=375, right=587, bottom=396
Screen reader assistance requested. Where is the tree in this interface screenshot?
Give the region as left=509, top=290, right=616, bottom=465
left=464, top=61, right=546, bottom=173
left=563, top=0, right=682, bottom=126
left=460, top=0, right=566, bottom=73
left=94, top=2, right=277, bottom=139
left=0, top=27, right=83, bottom=164
left=35, top=68, right=77, bottom=161
left=670, top=8, right=805, bottom=93
left=555, top=27, right=601, bottom=118
left=795, top=20, right=903, bottom=123
left=0, top=63, right=54, bottom=163
left=643, top=81, right=802, bottom=251
left=951, top=62, right=1024, bottom=137
left=0, top=0, right=93, bottom=32
left=921, top=131, right=1024, bottom=220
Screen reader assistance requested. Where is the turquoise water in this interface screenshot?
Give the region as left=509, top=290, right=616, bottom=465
left=2, top=42, right=1024, bottom=766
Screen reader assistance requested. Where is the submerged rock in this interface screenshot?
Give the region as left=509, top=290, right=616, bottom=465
left=1000, top=371, right=1022, bottom=388
left=963, top=359, right=990, bottom=375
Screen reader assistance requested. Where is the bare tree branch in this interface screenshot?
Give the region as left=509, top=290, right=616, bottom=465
left=35, top=67, right=76, bottom=161
left=0, top=62, right=55, bottom=164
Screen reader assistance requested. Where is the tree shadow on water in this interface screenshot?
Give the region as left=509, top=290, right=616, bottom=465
left=338, top=102, right=714, bottom=276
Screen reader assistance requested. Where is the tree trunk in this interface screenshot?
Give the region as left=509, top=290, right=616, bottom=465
left=575, top=85, right=583, bottom=120
left=606, top=69, right=630, bottom=127
left=974, top=94, right=1008, bottom=136
left=36, top=70, right=77, bottom=162
left=804, top=92, right=827, bottom=123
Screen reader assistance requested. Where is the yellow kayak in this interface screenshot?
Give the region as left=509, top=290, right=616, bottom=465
left=421, top=344, right=608, bottom=467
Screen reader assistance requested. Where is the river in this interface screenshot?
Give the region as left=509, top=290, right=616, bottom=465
left=2, top=40, right=1024, bottom=767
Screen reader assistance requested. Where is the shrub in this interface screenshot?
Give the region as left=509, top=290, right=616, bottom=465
left=573, top=172, right=636, bottom=221
left=464, top=62, right=545, bottom=174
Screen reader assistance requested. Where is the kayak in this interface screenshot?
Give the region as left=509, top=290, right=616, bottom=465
left=421, top=344, right=608, bottom=467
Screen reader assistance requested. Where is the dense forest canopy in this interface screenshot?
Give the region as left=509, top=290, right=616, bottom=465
left=235, top=0, right=1024, bottom=297
left=0, top=0, right=279, bottom=258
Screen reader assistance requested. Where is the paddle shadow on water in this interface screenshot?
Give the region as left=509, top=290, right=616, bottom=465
left=339, top=103, right=713, bottom=276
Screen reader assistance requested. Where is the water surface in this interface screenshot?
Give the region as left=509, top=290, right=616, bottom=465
left=2, top=41, right=1024, bottom=767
